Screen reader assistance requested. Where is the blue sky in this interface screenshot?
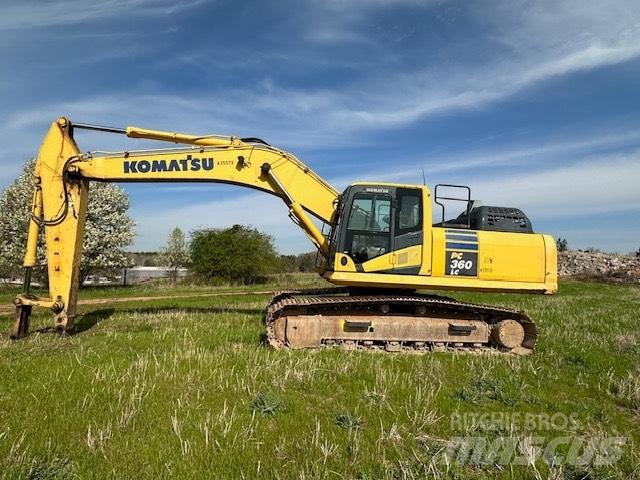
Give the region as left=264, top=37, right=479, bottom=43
left=1, top=0, right=639, bottom=254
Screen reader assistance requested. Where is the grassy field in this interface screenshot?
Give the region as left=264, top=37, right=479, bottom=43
left=0, top=278, right=638, bottom=479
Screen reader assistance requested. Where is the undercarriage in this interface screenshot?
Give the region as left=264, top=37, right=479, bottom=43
left=265, top=288, right=536, bottom=355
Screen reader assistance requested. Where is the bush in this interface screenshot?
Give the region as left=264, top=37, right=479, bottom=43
left=556, top=237, right=568, bottom=252
left=295, top=251, right=317, bottom=272
left=190, top=225, right=279, bottom=284
left=279, top=254, right=298, bottom=273
left=278, top=251, right=318, bottom=273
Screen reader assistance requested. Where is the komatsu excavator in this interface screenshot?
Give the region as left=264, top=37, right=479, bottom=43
left=11, top=118, right=557, bottom=354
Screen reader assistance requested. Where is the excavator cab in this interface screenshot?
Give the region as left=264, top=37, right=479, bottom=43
left=328, top=184, right=427, bottom=276
left=325, top=181, right=556, bottom=297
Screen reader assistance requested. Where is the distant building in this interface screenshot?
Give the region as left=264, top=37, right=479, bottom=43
left=121, top=266, right=188, bottom=285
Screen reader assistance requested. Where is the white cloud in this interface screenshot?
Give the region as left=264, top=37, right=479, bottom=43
left=0, top=92, right=361, bottom=163
left=0, top=0, right=205, bottom=30
left=470, top=151, right=640, bottom=218
left=273, top=0, right=640, bottom=133
left=351, top=140, right=640, bottom=221
left=3, top=1, right=640, bottom=154
left=397, top=129, right=640, bottom=179
left=325, top=127, right=640, bottom=189
left=133, top=192, right=313, bottom=254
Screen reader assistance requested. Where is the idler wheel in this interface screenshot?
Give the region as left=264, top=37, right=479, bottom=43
left=491, top=319, right=525, bottom=349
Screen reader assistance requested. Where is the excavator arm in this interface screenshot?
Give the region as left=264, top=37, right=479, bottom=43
left=12, top=117, right=339, bottom=338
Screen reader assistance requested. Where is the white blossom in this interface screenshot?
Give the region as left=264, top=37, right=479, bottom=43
left=0, top=159, right=135, bottom=280
left=160, top=227, right=190, bottom=272
left=159, top=227, right=190, bottom=284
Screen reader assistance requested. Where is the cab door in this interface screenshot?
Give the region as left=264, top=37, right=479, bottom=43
left=343, top=191, right=394, bottom=271
left=392, top=188, right=423, bottom=274
left=334, top=186, right=424, bottom=275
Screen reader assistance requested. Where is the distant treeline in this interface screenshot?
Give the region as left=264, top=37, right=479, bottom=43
left=128, top=225, right=317, bottom=280
left=129, top=250, right=317, bottom=272
left=278, top=252, right=318, bottom=273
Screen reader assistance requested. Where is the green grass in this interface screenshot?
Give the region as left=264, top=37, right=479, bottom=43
left=0, top=279, right=638, bottom=479
left=0, top=272, right=322, bottom=304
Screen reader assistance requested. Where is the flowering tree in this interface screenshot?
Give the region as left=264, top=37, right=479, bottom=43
left=160, top=227, right=190, bottom=284
left=0, top=162, right=35, bottom=280
left=0, top=159, right=135, bottom=282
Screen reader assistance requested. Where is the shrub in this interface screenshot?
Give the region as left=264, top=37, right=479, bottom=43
left=190, top=225, right=279, bottom=284
left=556, top=237, right=568, bottom=252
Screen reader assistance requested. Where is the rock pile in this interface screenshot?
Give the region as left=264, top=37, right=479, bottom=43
left=558, top=250, right=640, bottom=282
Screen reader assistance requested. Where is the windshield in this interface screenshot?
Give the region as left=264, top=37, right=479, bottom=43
left=346, top=193, right=391, bottom=263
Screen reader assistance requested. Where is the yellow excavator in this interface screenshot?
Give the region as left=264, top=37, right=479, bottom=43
left=11, top=117, right=557, bottom=354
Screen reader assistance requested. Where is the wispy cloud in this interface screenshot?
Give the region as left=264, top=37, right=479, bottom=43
left=254, top=0, right=640, bottom=133
left=332, top=132, right=640, bottom=218
left=4, top=2, right=640, bottom=149
left=134, top=192, right=308, bottom=253
left=0, top=0, right=205, bottom=30
left=470, top=150, right=640, bottom=218
left=358, top=128, right=640, bottom=184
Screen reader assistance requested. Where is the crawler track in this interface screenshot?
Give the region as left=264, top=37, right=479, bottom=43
left=265, top=288, right=536, bottom=355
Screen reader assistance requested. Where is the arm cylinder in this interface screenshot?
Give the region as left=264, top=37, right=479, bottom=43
left=290, top=202, right=329, bottom=257
left=23, top=185, right=42, bottom=268
left=261, top=163, right=330, bottom=257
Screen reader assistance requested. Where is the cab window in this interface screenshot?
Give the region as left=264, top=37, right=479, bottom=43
left=396, top=188, right=422, bottom=235
left=348, top=195, right=391, bottom=232
left=346, top=193, right=391, bottom=263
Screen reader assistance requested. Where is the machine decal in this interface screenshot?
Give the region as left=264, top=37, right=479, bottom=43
left=445, top=251, right=478, bottom=276
left=445, top=242, right=478, bottom=250
left=123, top=155, right=214, bottom=174
left=446, top=233, right=478, bottom=242
left=445, top=229, right=477, bottom=235
left=445, top=230, right=478, bottom=253
left=365, top=187, right=389, bottom=194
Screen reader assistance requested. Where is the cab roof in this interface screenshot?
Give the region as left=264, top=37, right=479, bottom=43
left=350, top=181, right=428, bottom=189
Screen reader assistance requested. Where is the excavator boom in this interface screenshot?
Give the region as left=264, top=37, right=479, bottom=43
left=13, top=118, right=337, bottom=334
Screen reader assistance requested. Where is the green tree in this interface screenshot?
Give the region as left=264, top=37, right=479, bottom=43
left=279, top=254, right=298, bottom=273
left=190, top=225, right=279, bottom=284
left=160, top=227, right=190, bottom=284
left=296, top=251, right=317, bottom=272
left=556, top=237, right=568, bottom=252
left=0, top=159, right=135, bottom=282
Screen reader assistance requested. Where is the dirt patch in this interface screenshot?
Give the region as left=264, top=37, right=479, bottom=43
left=0, top=290, right=275, bottom=316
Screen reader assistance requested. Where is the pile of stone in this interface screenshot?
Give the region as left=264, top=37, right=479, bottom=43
left=558, top=250, right=640, bottom=282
